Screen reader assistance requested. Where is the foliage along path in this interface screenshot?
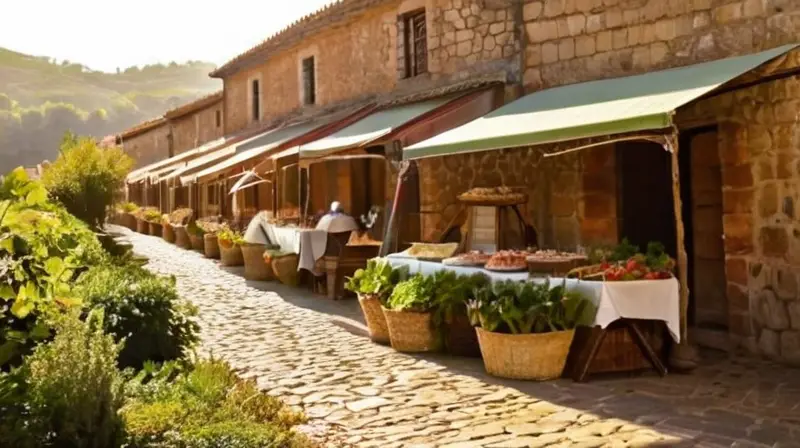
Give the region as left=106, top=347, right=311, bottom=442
left=123, top=226, right=800, bottom=448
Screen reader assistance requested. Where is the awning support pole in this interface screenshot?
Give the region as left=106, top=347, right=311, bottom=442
left=666, top=130, right=699, bottom=371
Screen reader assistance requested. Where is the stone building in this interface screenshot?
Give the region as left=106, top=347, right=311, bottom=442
left=118, top=0, right=800, bottom=364
left=117, top=117, right=171, bottom=169
left=164, top=91, right=225, bottom=155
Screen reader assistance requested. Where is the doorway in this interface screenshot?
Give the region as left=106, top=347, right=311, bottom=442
left=680, top=127, right=728, bottom=338
left=617, top=141, right=677, bottom=257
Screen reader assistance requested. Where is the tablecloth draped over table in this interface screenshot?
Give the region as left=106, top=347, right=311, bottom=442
left=385, top=256, right=681, bottom=343
left=259, top=224, right=328, bottom=273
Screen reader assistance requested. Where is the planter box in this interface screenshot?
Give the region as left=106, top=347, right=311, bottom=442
left=189, top=233, right=205, bottom=251
left=476, top=327, right=575, bottom=381
left=358, top=294, right=389, bottom=344
left=241, top=244, right=274, bottom=281
left=204, top=234, right=220, bottom=259
left=136, top=218, right=148, bottom=234
left=174, top=226, right=191, bottom=249
left=382, top=308, right=440, bottom=353
left=220, top=244, right=244, bottom=266
left=162, top=223, right=176, bottom=243
left=123, top=213, right=137, bottom=231
left=272, top=254, right=299, bottom=286
left=444, top=312, right=481, bottom=357
left=149, top=222, right=162, bottom=236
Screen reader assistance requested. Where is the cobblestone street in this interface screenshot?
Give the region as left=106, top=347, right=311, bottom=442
left=120, top=227, right=800, bottom=448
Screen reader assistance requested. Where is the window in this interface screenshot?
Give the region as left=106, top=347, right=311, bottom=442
left=251, top=79, right=260, bottom=121
left=302, top=57, right=316, bottom=105
left=402, top=10, right=427, bottom=78
left=207, top=184, right=218, bottom=206
left=215, top=110, right=222, bottom=128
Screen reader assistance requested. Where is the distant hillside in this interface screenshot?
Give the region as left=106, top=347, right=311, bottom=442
left=0, top=47, right=221, bottom=168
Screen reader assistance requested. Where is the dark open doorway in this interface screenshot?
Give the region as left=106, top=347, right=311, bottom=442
left=616, top=141, right=677, bottom=258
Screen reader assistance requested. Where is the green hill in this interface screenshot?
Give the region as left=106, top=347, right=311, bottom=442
left=0, top=47, right=221, bottom=168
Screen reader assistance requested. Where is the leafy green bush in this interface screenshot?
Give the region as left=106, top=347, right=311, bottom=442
left=345, top=258, right=410, bottom=302
left=42, top=132, right=133, bottom=229
left=117, top=202, right=139, bottom=213
left=24, top=312, right=126, bottom=447
left=217, top=225, right=244, bottom=248
left=467, top=280, right=596, bottom=334
left=386, top=274, right=436, bottom=312
left=0, top=167, right=105, bottom=367
left=123, top=359, right=312, bottom=448
left=77, top=263, right=199, bottom=369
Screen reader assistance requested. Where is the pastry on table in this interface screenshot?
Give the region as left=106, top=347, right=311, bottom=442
left=485, top=250, right=529, bottom=271
left=442, top=250, right=492, bottom=267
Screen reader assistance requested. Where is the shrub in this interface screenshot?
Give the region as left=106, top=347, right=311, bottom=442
left=217, top=225, right=244, bottom=248
left=42, top=132, right=133, bottom=229
left=24, top=312, right=126, bottom=447
left=77, top=263, right=199, bottom=369
left=118, top=202, right=139, bottom=213
left=0, top=167, right=105, bottom=368
left=123, top=359, right=312, bottom=448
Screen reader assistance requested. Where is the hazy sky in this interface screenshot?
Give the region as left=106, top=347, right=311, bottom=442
left=1, top=0, right=338, bottom=72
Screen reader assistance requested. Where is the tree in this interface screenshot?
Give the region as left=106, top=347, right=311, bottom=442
left=42, top=132, right=134, bottom=229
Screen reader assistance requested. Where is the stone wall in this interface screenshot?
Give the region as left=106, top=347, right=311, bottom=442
left=171, top=101, right=224, bottom=155
left=677, top=56, right=800, bottom=363
left=121, top=123, right=172, bottom=168
left=221, top=0, right=521, bottom=135
left=521, top=0, right=800, bottom=90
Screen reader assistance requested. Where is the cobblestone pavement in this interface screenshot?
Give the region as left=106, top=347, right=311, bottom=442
left=118, top=227, right=800, bottom=448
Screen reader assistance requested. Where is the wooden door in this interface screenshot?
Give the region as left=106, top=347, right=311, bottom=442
left=689, top=130, right=727, bottom=330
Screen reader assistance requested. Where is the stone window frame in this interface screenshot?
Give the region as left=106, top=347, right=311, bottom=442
left=247, top=73, right=263, bottom=123
left=297, top=46, right=320, bottom=107
left=397, top=4, right=428, bottom=80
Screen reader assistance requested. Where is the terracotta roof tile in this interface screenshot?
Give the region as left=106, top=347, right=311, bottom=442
left=117, top=116, right=168, bottom=141
left=164, top=90, right=223, bottom=120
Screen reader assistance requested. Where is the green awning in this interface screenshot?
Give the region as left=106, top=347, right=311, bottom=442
left=299, top=97, right=452, bottom=158
left=404, top=44, right=798, bottom=160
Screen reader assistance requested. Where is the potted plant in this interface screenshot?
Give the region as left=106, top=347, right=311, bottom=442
left=161, top=214, right=176, bottom=243
left=265, top=248, right=299, bottom=286
left=468, top=279, right=596, bottom=381
left=382, top=273, right=439, bottom=352
left=198, top=218, right=223, bottom=259
left=217, top=226, right=245, bottom=266
left=119, top=202, right=138, bottom=230
left=432, top=271, right=490, bottom=357
left=187, top=221, right=206, bottom=252
left=144, top=209, right=163, bottom=236
left=345, top=259, right=409, bottom=344
left=132, top=207, right=150, bottom=233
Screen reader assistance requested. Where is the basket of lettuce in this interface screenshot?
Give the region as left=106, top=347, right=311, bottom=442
left=432, top=271, right=490, bottom=357
left=468, top=279, right=596, bottom=380
left=382, top=273, right=440, bottom=352
left=345, top=259, right=409, bottom=344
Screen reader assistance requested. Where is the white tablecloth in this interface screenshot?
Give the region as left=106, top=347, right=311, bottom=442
left=263, top=224, right=327, bottom=273
left=385, top=257, right=680, bottom=343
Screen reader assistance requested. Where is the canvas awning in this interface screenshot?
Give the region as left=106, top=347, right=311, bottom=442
left=404, top=44, right=799, bottom=160
left=298, top=97, right=453, bottom=158
left=159, top=146, right=238, bottom=183
left=186, top=122, right=321, bottom=185
left=126, top=136, right=229, bottom=183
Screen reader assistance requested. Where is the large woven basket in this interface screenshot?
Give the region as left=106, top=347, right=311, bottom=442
left=174, top=226, right=192, bottom=249
left=241, top=244, right=274, bottom=281
left=123, top=213, right=137, bottom=230
left=220, top=244, right=244, bottom=266
left=445, top=312, right=481, bottom=357
left=162, top=223, right=176, bottom=243
left=136, top=218, right=148, bottom=234
left=203, top=234, right=220, bottom=259
left=382, top=308, right=440, bottom=353
left=476, top=328, right=575, bottom=380
left=358, top=294, right=389, bottom=344
left=271, top=254, right=299, bottom=286
left=189, top=233, right=205, bottom=251
left=148, top=222, right=162, bottom=236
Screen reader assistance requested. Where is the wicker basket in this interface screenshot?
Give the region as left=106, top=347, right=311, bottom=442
left=174, top=226, right=192, bottom=249
left=123, top=213, right=137, bottom=230
left=358, top=294, right=390, bottom=344
left=136, top=218, right=148, bottom=234
left=271, top=254, right=299, bottom=286
left=575, top=321, right=666, bottom=374
left=189, top=233, right=205, bottom=251
left=204, top=234, right=220, bottom=259
left=241, top=244, right=274, bottom=281
left=382, top=308, right=441, bottom=353
left=476, top=327, right=575, bottom=380
left=220, top=244, right=244, bottom=266
left=444, top=312, right=481, bottom=357
left=148, top=222, right=162, bottom=236
left=162, top=223, right=176, bottom=243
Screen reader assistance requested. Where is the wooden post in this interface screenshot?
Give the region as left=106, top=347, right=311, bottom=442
left=666, top=132, right=690, bottom=343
